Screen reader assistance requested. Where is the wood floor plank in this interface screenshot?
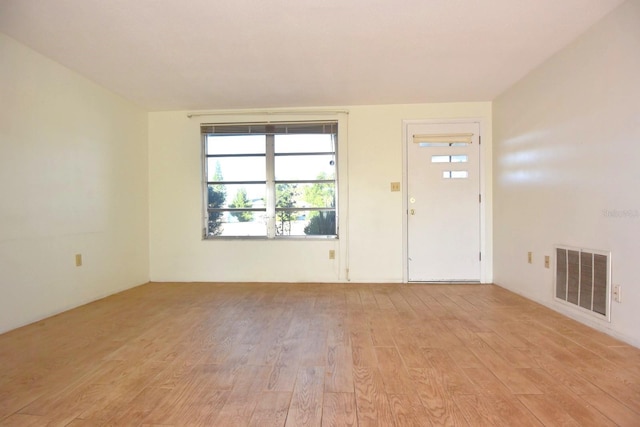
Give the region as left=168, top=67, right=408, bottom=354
left=481, top=319, right=536, bottom=349
left=285, top=366, right=325, bottom=427
left=457, top=394, right=543, bottom=427
left=375, top=346, right=414, bottom=394
left=97, top=386, right=174, bottom=426
left=387, top=289, right=416, bottom=317
left=372, top=288, right=396, bottom=311
left=353, top=366, right=394, bottom=427
left=475, top=331, right=536, bottom=368
left=422, top=349, right=478, bottom=396
left=344, top=288, right=363, bottom=311
left=517, top=394, right=581, bottom=426
left=518, top=330, right=605, bottom=395
left=139, top=364, right=238, bottom=425
left=407, top=368, right=468, bottom=426
left=421, top=321, right=464, bottom=349
left=581, top=393, right=640, bottom=426
left=0, top=414, right=50, bottom=427
left=518, top=368, right=616, bottom=425
left=446, top=318, right=488, bottom=347
left=572, top=363, right=640, bottom=414
left=20, top=358, right=164, bottom=424
left=462, top=367, right=514, bottom=398
left=358, top=288, right=378, bottom=310
left=248, top=392, right=291, bottom=427
left=388, top=393, right=432, bottom=427
left=396, top=343, right=431, bottom=368
left=209, top=365, right=272, bottom=426
left=369, top=317, right=396, bottom=347
left=349, top=326, right=377, bottom=367
left=247, top=310, right=294, bottom=366
left=468, top=347, right=542, bottom=395
left=0, top=359, right=100, bottom=420
left=300, top=328, right=328, bottom=367
left=267, top=339, right=304, bottom=392
left=326, top=314, right=349, bottom=346
left=325, top=344, right=354, bottom=393
left=1, top=282, right=640, bottom=426
left=447, top=346, right=485, bottom=369
left=321, top=392, right=357, bottom=427
left=396, top=286, right=437, bottom=319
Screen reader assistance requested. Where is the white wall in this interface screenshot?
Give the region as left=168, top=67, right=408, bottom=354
left=493, top=0, right=640, bottom=346
left=149, top=103, right=492, bottom=283
left=0, top=34, right=149, bottom=334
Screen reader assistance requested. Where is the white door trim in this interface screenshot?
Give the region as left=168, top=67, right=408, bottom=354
left=402, top=118, right=490, bottom=284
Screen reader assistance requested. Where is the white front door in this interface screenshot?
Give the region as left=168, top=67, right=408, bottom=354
left=406, top=121, right=481, bottom=282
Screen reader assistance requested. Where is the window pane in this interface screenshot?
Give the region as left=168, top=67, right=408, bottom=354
left=207, top=157, right=266, bottom=182
left=294, top=182, right=335, bottom=208
left=275, top=155, right=335, bottom=181
left=275, top=183, right=300, bottom=211
left=206, top=135, right=265, bottom=155
left=275, top=134, right=335, bottom=153
left=207, top=183, right=266, bottom=237
left=431, top=155, right=468, bottom=163
left=432, top=155, right=451, bottom=163
left=217, top=212, right=268, bottom=237
left=275, top=210, right=336, bottom=237
left=442, top=170, right=469, bottom=179
left=451, top=155, right=468, bottom=163
left=208, top=184, right=265, bottom=209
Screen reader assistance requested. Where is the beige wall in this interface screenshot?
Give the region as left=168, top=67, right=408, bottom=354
left=493, top=0, right=640, bottom=346
left=0, top=34, right=149, bottom=333
left=149, top=103, right=492, bottom=283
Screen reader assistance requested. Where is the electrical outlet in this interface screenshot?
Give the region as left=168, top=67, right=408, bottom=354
left=527, top=252, right=532, bottom=264
left=390, top=182, right=401, bottom=192
left=613, top=285, right=621, bottom=303
left=544, top=256, right=550, bottom=269
left=75, top=254, right=82, bottom=267
left=329, top=250, right=335, bottom=260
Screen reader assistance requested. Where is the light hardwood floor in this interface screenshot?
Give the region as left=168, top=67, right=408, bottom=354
left=1, top=282, right=639, bottom=426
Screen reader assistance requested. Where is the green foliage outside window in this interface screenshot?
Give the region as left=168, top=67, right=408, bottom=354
left=276, top=183, right=299, bottom=235
left=229, top=188, right=253, bottom=222
left=207, top=162, right=226, bottom=235
left=303, top=172, right=336, bottom=236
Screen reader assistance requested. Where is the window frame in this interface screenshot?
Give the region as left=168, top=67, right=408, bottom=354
left=201, top=121, right=339, bottom=240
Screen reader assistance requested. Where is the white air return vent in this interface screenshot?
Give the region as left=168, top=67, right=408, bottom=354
left=554, top=246, right=611, bottom=321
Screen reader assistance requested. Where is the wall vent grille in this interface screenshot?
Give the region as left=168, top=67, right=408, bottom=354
left=554, top=246, right=611, bottom=321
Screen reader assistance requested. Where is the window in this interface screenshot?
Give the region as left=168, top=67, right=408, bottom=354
left=202, top=122, right=338, bottom=239
left=442, top=170, right=469, bottom=179
left=431, top=155, right=468, bottom=163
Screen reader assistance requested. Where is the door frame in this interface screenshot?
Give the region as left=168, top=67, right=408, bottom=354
left=402, top=118, right=491, bottom=284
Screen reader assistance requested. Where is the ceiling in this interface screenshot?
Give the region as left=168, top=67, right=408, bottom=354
left=0, top=0, right=624, bottom=111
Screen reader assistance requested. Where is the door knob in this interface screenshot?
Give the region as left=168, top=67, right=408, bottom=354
left=410, top=209, right=415, bottom=215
